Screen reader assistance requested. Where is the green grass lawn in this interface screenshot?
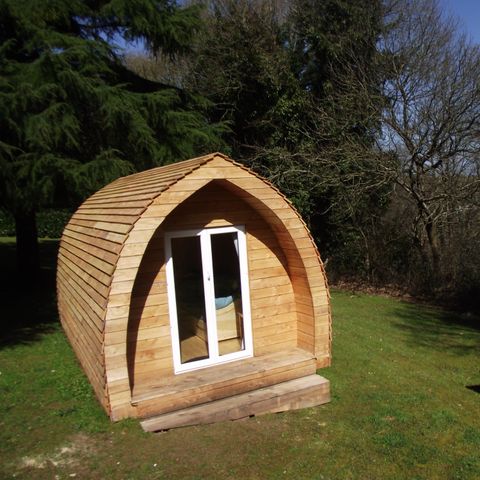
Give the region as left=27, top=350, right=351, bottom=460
left=1, top=237, right=479, bottom=479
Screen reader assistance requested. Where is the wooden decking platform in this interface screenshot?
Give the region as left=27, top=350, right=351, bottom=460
left=141, top=374, right=330, bottom=431
left=131, top=348, right=321, bottom=419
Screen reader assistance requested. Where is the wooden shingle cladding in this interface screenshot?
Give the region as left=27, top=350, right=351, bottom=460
left=57, top=153, right=331, bottom=421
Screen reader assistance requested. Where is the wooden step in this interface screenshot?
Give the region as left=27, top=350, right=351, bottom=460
left=131, top=348, right=317, bottom=418
left=140, top=374, right=330, bottom=431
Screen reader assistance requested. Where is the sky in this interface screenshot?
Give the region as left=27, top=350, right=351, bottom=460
left=439, top=0, right=480, bottom=43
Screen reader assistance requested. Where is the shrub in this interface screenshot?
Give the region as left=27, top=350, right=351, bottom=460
left=0, top=210, right=15, bottom=236
left=0, top=209, right=72, bottom=238
left=37, top=210, right=73, bottom=238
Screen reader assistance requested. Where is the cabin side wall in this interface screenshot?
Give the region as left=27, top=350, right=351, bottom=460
left=57, top=270, right=107, bottom=409
left=56, top=202, right=133, bottom=412
left=56, top=163, right=176, bottom=415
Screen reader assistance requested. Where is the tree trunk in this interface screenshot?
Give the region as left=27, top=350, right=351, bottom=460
left=14, top=209, right=40, bottom=278
left=424, top=219, right=441, bottom=281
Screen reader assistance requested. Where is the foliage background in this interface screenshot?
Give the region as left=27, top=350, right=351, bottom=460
left=0, top=210, right=71, bottom=238
left=1, top=0, right=479, bottom=310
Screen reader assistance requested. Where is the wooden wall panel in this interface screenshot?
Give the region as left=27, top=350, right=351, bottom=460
left=57, top=294, right=106, bottom=407
left=220, top=177, right=331, bottom=363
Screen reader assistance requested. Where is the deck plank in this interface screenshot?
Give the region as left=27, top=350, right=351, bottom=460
left=131, top=348, right=317, bottom=418
left=140, top=374, right=330, bottom=431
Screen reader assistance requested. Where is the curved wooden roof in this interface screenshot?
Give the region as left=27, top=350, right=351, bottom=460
left=57, top=152, right=331, bottom=418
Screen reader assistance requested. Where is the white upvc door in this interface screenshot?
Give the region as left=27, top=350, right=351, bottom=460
left=165, top=225, right=253, bottom=373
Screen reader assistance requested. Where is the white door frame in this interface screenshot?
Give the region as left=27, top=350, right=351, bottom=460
left=165, top=225, right=253, bottom=374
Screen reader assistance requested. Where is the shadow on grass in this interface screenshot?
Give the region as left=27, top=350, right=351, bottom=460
left=0, top=238, right=60, bottom=348
left=392, top=301, right=480, bottom=355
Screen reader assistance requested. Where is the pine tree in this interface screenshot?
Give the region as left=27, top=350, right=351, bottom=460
left=0, top=0, right=225, bottom=275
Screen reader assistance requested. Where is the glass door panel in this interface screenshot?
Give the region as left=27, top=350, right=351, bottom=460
left=211, top=232, right=245, bottom=356
left=171, top=236, right=209, bottom=364
left=166, top=225, right=253, bottom=373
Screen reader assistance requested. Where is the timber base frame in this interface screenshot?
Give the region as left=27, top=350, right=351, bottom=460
left=140, top=374, right=330, bottom=432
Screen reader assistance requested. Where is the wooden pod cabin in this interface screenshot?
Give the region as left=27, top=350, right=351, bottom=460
left=57, top=153, right=332, bottom=430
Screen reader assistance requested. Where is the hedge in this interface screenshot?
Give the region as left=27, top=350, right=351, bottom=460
left=0, top=210, right=73, bottom=238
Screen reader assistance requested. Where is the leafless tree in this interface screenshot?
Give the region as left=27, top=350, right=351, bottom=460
left=376, top=0, right=480, bottom=281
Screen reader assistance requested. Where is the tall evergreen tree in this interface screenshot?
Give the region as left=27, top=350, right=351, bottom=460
left=0, top=0, right=224, bottom=274
left=188, top=0, right=321, bottom=214
left=189, top=1, right=298, bottom=155
left=287, top=0, right=386, bottom=271
left=188, top=0, right=386, bottom=276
